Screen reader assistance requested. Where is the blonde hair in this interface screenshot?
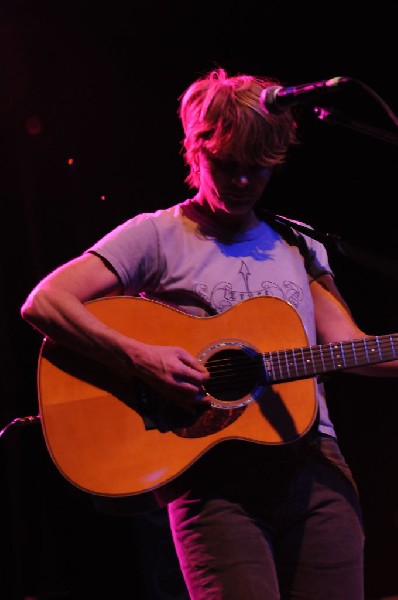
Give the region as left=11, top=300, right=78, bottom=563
left=179, top=68, right=298, bottom=188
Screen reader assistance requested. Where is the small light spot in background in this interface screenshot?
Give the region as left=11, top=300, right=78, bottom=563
left=25, top=115, right=42, bottom=136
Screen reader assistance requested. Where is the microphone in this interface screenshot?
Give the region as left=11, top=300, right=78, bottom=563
left=260, top=76, right=351, bottom=114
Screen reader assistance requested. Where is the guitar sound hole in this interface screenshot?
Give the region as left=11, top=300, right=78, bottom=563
left=203, top=348, right=263, bottom=401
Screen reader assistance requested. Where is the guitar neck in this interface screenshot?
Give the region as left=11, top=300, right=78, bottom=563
left=264, top=333, right=398, bottom=384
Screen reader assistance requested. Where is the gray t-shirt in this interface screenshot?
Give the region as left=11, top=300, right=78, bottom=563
left=88, top=198, right=336, bottom=438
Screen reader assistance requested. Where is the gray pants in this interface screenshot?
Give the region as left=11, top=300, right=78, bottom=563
left=168, top=435, right=365, bottom=599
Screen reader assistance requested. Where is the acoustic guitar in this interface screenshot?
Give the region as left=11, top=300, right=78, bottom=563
left=37, top=295, right=398, bottom=499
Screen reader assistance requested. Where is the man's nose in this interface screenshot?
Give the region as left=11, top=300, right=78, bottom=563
left=232, top=174, right=249, bottom=187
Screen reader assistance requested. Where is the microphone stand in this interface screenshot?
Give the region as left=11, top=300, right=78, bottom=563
left=279, top=77, right=398, bottom=279
left=312, top=76, right=398, bottom=144
left=314, top=106, right=398, bottom=146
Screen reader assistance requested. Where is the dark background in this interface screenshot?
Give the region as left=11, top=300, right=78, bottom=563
left=1, top=1, right=397, bottom=598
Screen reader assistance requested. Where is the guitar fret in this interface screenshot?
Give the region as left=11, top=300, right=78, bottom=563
left=283, top=350, right=289, bottom=379
left=309, top=346, right=315, bottom=372
left=282, top=349, right=301, bottom=379
left=363, top=339, right=370, bottom=363
left=364, top=336, right=384, bottom=363
left=387, top=335, right=396, bottom=360
left=302, top=348, right=313, bottom=376
left=364, top=336, right=382, bottom=362
left=346, top=341, right=356, bottom=367
left=271, top=358, right=277, bottom=381
left=391, top=334, right=397, bottom=356
left=297, top=347, right=309, bottom=377
left=283, top=349, right=293, bottom=379
left=343, top=340, right=356, bottom=367
left=275, top=351, right=283, bottom=380
left=289, top=349, right=299, bottom=378
left=334, top=341, right=345, bottom=369
left=299, top=347, right=307, bottom=376
left=339, top=341, right=346, bottom=367
left=375, top=337, right=382, bottom=360
left=350, top=340, right=357, bottom=366
left=328, top=343, right=336, bottom=370
left=318, top=345, right=326, bottom=372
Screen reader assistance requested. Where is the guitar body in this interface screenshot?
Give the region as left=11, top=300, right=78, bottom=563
left=38, top=296, right=317, bottom=498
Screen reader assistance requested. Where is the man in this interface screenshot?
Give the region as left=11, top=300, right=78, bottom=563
left=21, top=67, right=398, bottom=599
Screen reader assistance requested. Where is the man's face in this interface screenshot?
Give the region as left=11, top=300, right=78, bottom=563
left=198, top=149, right=273, bottom=218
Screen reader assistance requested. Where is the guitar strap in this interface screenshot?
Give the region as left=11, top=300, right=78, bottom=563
left=259, top=209, right=312, bottom=270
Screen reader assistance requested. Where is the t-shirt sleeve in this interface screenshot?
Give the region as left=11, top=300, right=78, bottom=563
left=300, top=231, right=335, bottom=281
left=85, top=214, right=162, bottom=294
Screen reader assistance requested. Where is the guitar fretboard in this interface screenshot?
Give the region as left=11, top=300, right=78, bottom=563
left=263, top=334, right=398, bottom=383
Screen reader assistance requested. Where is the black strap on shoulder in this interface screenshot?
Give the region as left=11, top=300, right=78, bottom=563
left=259, top=209, right=312, bottom=266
